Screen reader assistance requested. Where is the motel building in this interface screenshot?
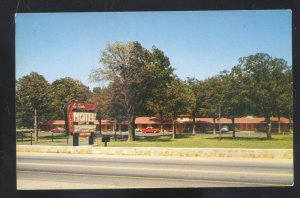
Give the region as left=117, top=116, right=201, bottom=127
left=40, top=115, right=292, bottom=134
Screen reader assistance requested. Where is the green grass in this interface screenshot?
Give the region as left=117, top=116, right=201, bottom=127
left=16, top=132, right=293, bottom=149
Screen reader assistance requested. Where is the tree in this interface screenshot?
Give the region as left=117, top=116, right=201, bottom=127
left=90, top=41, right=174, bottom=141
left=141, top=47, right=175, bottom=132
left=200, top=76, right=224, bottom=136
left=89, top=83, right=126, bottom=136
left=16, top=72, right=53, bottom=142
left=52, top=77, right=91, bottom=119
left=279, top=68, right=293, bottom=133
left=186, top=78, right=207, bottom=135
left=164, top=77, right=196, bottom=139
left=218, top=68, right=250, bottom=139
left=273, top=66, right=292, bottom=133
left=238, top=53, right=291, bottom=139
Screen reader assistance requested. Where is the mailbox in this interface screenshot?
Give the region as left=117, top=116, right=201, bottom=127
left=102, top=136, right=110, bottom=142
left=102, top=136, right=110, bottom=147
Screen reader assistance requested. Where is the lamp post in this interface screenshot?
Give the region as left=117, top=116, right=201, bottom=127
left=213, top=113, right=217, bottom=135
left=34, top=109, right=38, bottom=142
left=218, top=104, right=221, bottom=141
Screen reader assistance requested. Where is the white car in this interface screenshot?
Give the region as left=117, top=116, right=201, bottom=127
left=220, top=125, right=229, bottom=132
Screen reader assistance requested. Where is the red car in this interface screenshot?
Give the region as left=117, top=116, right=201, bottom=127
left=141, top=127, right=160, bottom=133
left=51, top=127, right=65, bottom=133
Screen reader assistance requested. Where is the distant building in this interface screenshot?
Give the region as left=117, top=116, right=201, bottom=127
left=40, top=116, right=292, bottom=133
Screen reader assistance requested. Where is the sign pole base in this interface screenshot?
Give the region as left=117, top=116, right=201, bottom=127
left=73, top=133, right=79, bottom=146
left=89, top=132, right=94, bottom=145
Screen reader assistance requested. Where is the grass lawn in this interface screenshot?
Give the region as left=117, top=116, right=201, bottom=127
left=16, top=132, right=293, bottom=149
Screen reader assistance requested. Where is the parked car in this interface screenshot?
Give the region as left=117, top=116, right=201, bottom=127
left=141, top=127, right=160, bottom=133
left=135, top=128, right=142, bottom=132
left=220, top=125, right=229, bottom=132
left=51, top=127, right=65, bottom=133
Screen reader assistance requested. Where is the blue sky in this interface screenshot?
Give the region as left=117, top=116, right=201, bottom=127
left=16, top=10, right=292, bottom=90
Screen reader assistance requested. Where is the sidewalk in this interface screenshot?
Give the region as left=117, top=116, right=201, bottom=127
left=17, top=145, right=293, bottom=159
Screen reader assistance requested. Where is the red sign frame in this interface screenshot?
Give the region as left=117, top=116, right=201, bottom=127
left=64, top=102, right=97, bottom=135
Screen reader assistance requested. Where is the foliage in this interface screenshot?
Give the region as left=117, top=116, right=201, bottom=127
left=89, top=83, right=126, bottom=121
left=16, top=72, right=53, bottom=128
left=200, top=76, right=224, bottom=118
left=163, top=77, right=196, bottom=138
left=52, top=77, right=91, bottom=119
left=186, top=78, right=207, bottom=134
left=90, top=41, right=175, bottom=141
left=16, top=50, right=292, bottom=144
left=237, top=53, right=292, bottom=139
left=216, top=68, right=250, bottom=138
left=141, top=47, right=175, bottom=129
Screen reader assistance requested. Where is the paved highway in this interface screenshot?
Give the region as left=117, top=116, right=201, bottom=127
left=17, top=152, right=293, bottom=189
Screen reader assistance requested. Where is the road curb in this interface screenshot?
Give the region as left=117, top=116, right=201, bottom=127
left=16, top=145, right=293, bottom=159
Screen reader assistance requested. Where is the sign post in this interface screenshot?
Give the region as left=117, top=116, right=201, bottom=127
left=21, top=132, right=24, bottom=143
left=89, top=132, right=95, bottom=145
left=30, top=132, right=33, bottom=145
left=73, top=133, right=79, bottom=146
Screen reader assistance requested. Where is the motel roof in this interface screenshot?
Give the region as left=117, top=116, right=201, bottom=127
left=40, top=116, right=292, bottom=126
left=94, top=120, right=113, bottom=125
left=40, top=120, right=65, bottom=125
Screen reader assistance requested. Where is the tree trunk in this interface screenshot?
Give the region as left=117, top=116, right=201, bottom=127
left=289, top=115, right=292, bottom=133
left=213, top=117, right=216, bottom=135
left=267, top=117, right=272, bottom=140
left=125, top=91, right=136, bottom=141
left=127, top=114, right=136, bottom=141
left=159, top=112, right=164, bottom=133
left=99, top=118, right=102, bottom=135
left=218, top=120, right=222, bottom=141
left=278, top=116, right=281, bottom=134
left=114, top=116, right=117, bottom=141
left=232, top=117, right=235, bottom=139
left=34, top=109, right=38, bottom=143
left=172, top=120, right=176, bottom=139
left=192, top=114, right=196, bottom=135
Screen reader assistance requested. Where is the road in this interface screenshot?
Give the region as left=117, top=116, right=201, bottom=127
left=17, top=152, right=293, bottom=190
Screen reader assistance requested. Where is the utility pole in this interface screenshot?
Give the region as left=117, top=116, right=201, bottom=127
left=114, top=116, right=117, bottom=141
left=218, top=104, right=221, bottom=141
left=34, top=109, right=38, bottom=143
left=213, top=114, right=216, bottom=135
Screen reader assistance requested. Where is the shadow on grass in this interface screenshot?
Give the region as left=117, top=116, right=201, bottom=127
left=135, top=136, right=173, bottom=142
left=206, top=136, right=285, bottom=141
left=136, top=134, right=194, bottom=142
left=38, top=134, right=68, bottom=140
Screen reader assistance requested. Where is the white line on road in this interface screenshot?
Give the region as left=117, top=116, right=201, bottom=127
left=17, top=162, right=292, bottom=177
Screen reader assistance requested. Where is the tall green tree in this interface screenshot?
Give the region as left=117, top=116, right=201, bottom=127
left=200, top=76, right=224, bottom=135
left=186, top=78, right=206, bottom=135
left=52, top=77, right=91, bottom=119
left=141, top=47, right=175, bottom=132
left=218, top=67, right=250, bottom=139
left=90, top=41, right=174, bottom=141
left=89, top=83, right=126, bottom=135
left=16, top=72, right=53, bottom=142
left=238, top=53, right=291, bottom=139
left=279, top=68, right=293, bottom=133
left=164, top=77, right=196, bottom=139
left=273, top=66, right=292, bottom=133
